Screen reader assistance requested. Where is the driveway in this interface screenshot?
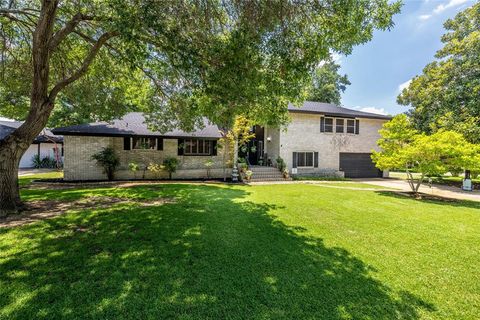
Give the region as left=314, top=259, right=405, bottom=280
left=18, top=168, right=59, bottom=176
left=354, top=178, right=480, bottom=202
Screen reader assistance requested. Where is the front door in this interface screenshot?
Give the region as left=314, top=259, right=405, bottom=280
left=240, top=125, right=264, bottom=165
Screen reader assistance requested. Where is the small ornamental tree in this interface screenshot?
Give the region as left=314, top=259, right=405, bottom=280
left=91, top=147, right=120, bottom=181
left=373, top=116, right=480, bottom=195
left=163, top=157, right=179, bottom=180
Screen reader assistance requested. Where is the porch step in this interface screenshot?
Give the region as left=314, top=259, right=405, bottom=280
left=247, top=166, right=291, bottom=182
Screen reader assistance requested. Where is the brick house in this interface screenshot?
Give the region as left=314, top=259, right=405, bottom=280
left=52, top=101, right=391, bottom=181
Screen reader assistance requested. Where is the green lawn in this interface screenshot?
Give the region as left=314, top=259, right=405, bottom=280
left=389, top=171, right=480, bottom=187
left=1, top=178, right=479, bottom=319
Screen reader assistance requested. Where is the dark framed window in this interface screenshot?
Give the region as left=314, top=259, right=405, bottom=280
left=184, top=139, right=212, bottom=155
left=347, top=119, right=355, bottom=134
left=132, top=137, right=156, bottom=150
left=324, top=118, right=333, bottom=133
left=335, top=119, right=344, bottom=133
left=296, top=152, right=314, bottom=167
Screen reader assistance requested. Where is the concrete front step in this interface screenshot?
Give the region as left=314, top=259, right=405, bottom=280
left=250, top=177, right=291, bottom=182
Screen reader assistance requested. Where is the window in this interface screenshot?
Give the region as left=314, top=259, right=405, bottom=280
left=132, top=137, right=156, bottom=150
left=347, top=119, right=355, bottom=134
left=184, top=139, right=212, bottom=155
left=296, top=152, right=314, bottom=167
left=336, top=119, right=344, bottom=133
left=324, top=118, right=333, bottom=133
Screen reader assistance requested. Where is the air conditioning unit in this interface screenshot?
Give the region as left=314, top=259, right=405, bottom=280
left=292, top=168, right=297, bottom=174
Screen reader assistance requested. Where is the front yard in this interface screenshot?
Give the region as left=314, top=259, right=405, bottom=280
left=0, top=177, right=479, bottom=319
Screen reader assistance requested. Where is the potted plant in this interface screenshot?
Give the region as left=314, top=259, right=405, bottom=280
left=282, top=168, right=289, bottom=179
left=91, top=147, right=120, bottom=180
left=245, top=170, right=253, bottom=181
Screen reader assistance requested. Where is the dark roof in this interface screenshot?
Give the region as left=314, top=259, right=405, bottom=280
left=288, top=101, right=392, bottom=120
left=52, top=113, right=223, bottom=138
left=0, top=121, right=63, bottom=143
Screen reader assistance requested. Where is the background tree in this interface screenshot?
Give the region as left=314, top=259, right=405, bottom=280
left=0, top=0, right=401, bottom=215
left=397, top=2, right=480, bottom=143
left=306, top=57, right=350, bottom=105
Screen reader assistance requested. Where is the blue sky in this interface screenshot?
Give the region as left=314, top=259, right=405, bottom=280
left=338, top=0, right=476, bottom=115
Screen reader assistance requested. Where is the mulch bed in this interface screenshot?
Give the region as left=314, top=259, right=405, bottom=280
left=0, top=196, right=175, bottom=228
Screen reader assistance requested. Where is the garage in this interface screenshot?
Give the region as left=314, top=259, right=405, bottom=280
left=339, top=153, right=382, bottom=178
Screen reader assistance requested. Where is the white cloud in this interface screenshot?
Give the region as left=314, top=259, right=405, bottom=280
left=419, top=14, right=432, bottom=21
left=398, top=79, right=412, bottom=92
left=433, top=0, right=469, bottom=14
left=331, top=52, right=342, bottom=64
left=353, top=106, right=388, bottom=115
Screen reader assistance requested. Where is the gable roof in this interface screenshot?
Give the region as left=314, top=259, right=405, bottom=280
left=0, top=121, right=63, bottom=143
left=52, top=113, right=223, bottom=138
left=287, top=101, right=392, bottom=120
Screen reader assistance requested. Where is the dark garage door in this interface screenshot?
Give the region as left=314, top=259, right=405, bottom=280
left=339, top=153, right=382, bottom=178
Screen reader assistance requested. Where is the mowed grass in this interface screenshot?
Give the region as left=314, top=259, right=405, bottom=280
left=0, top=179, right=479, bottom=319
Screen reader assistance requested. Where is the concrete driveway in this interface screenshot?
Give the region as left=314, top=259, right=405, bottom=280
left=18, top=168, right=59, bottom=176
left=354, top=178, right=480, bottom=202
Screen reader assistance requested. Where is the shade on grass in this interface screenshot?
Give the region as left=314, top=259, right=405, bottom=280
left=1, top=182, right=479, bottom=319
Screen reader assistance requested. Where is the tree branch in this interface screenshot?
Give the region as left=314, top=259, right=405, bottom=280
left=49, top=13, right=97, bottom=50
left=48, top=30, right=119, bottom=101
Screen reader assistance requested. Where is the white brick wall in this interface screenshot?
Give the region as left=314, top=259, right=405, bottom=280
left=276, top=113, right=386, bottom=176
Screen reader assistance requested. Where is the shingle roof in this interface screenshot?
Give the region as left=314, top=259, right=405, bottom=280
left=52, top=102, right=390, bottom=137
left=52, top=113, right=223, bottom=138
left=0, top=121, right=63, bottom=143
left=288, top=101, right=392, bottom=120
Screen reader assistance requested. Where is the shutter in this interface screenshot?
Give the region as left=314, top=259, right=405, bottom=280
left=123, top=137, right=131, bottom=150
left=314, top=152, right=319, bottom=168
left=320, top=117, right=325, bottom=132
left=211, top=140, right=217, bottom=156
left=292, top=152, right=297, bottom=168
left=177, top=139, right=184, bottom=155
left=355, top=120, right=360, bottom=134
left=157, top=138, right=163, bottom=150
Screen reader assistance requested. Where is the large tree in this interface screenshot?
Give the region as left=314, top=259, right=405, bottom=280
left=397, top=2, right=480, bottom=143
left=306, top=57, right=350, bottom=105
left=0, top=0, right=401, bottom=216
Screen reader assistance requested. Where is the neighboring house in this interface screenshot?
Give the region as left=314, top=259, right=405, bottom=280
left=53, top=101, right=391, bottom=181
left=0, top=121, right=63, bottom=168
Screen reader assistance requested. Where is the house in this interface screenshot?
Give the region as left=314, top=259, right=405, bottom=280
left=0, top=121, right=63, bottom=168
left=52, top=101, right=391, bottom=181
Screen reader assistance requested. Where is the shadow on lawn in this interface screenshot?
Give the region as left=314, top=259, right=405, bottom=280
left=0, top=184, right=434, bottom=319
left=375, top=190, right=480, bottom=210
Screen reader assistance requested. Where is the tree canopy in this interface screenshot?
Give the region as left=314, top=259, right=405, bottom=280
left=372, top=115, right=480, bottom=194
left=0, top=0, right=401, bottom=131
left=306, top=57, right=350, bottom=105
left=397, top=2, right=480, bottom=143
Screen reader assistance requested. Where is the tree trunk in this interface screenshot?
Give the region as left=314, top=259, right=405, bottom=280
left=0, top=132, right=34, bottom=216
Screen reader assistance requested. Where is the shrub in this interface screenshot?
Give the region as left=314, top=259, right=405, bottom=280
left=31, top=154, right=59, bottom=169
left=163, top=157, right=179, bottom=180
left=147, top=163, right=164, bottom=179
left=276, top=156, right=286, bottom=171
left=204, top=159, right=214, bottom=179
left=128, top=162, right=140, bottom=179
left=91, top=147, right=120, bottom=180
left=245, top=170, right=253, bottom=181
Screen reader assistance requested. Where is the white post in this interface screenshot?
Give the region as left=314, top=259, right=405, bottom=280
left=232, top=137, right=239, bottom=182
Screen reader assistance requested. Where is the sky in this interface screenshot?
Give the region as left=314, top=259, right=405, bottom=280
left=338, top=0, right=476, bottom=116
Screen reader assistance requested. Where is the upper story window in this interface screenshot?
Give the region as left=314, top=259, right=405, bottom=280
left=336, top=119, right=344, bottom=133
left=347, top=119, right=355, bottom=134
left=133, top=137, right=156, bottom=150
left=324, top=118, right=333, bottom=133
left=184, top=139, right=212, bottom=155
left=321, top=116, right=359, bottom=135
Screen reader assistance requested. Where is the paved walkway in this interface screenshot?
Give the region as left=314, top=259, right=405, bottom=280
left=353, top=178, right=480, bottom=202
